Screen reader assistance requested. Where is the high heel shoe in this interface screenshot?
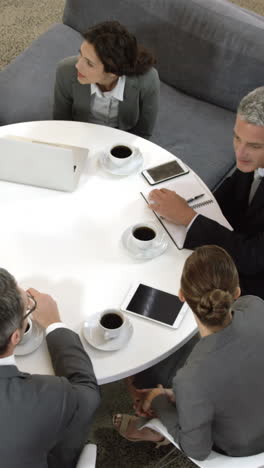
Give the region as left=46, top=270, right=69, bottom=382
left=113, top=413, right=171, bottom=447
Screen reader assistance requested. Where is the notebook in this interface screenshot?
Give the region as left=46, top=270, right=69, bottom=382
left=141, top=171, right=233, bottom=249
left=0, top=135, right=88, bottom=192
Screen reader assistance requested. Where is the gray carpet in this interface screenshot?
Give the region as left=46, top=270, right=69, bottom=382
left=230, top=0, right=264, bottom=14
left=1, top=1, right=263, bottom=467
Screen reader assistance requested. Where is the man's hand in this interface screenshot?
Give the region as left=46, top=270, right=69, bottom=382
left=148, top=188, right=196, bottom=226
left=28, top=288, right=61, bottom=329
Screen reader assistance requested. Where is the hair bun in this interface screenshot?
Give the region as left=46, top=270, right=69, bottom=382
left=197, top=289, right=233, bottom=326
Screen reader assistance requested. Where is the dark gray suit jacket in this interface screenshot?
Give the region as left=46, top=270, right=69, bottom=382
left=153, top=296, right=264, bottom=460
left=185, top=169, right=264, bottom=299
left=53, top=56, right=160, bottom=139
left=0, top=328, right=100, bottom=468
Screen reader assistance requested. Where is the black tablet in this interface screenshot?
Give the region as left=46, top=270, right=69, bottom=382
left=121, top=282, right=188, bottom=328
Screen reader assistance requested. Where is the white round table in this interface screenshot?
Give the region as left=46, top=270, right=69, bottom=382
left=0, top=120, right=199, bottom=384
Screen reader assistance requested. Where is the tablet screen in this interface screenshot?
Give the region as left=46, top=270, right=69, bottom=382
left=125, top=283, right=183, bottom=326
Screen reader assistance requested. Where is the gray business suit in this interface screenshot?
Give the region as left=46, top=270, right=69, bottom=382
left=0, top=328, right=100, bottom=468
left=53, top=56, right=160, bottom=139
left=152, top=296, right=264, bottom=460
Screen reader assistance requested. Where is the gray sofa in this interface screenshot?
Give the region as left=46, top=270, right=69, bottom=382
left=1, top=0, right=264, bottom=190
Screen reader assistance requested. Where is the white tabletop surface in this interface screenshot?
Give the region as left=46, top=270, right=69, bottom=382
left=0, top=121, right=200, bottom=384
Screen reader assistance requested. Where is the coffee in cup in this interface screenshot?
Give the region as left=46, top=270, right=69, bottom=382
left=100, top=313, right=123, bottom=329
left=131, top=223, right=157, bottom=250
left=133, top=226, right=156, bottom=241
left=111, top=146, right=132, bottom=159
left=99, top=309, right=125, bottom=340
left=19, top=318, right=33, bottom=345
left=108, top=143, right=137, bottom=167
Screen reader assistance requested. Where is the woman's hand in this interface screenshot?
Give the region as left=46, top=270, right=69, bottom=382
left=162, top=386, right=176, bottom=404
left=135, top=384, right=176, bottom=417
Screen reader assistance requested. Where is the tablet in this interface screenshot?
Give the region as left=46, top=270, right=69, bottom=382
left=121, top=282, right=188, bottom=329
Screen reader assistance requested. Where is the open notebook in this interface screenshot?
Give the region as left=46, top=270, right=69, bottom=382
left=141, top=171, right=233, bottom=249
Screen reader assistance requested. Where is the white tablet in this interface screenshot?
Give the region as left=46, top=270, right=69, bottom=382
left=121, top=282, right=188, bottom=329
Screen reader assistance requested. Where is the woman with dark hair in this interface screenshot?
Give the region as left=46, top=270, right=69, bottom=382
left=113, top=245, right=264, bottom=460
left=53, top=21, right=159, bottom=139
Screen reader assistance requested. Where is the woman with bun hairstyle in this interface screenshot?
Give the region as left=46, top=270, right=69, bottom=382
left=113, top=245, right=264, bottom=460
left=53, top=21, right=159, bottom=139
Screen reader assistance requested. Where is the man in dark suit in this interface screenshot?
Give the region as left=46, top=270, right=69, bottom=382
left=148, top=86, right=264, bottom=299
left=0, top=268, right=100, bottom=468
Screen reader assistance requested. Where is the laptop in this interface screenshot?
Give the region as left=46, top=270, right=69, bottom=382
left=0, top=135, right=88, bottom=191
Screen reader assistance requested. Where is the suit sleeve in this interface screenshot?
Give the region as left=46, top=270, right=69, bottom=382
left=53, top=58, right=75, bottom=120
left=47, top=328, right=99, bottom=391
left=46, top=328, right=100, bottom=420
left=151, top=378, right=213, bottom=461
left=129, top=68, right=160, bottom=140
left=174, top=374, right=214, bottom=461
left=184, top=214, right=264, bottom=276
left=151, top=393, right=180, bottom=441
left=46, top=328, right=101, bottom=462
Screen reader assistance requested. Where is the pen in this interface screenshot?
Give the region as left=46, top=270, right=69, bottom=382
left=187, top=193, right=205, bottom=203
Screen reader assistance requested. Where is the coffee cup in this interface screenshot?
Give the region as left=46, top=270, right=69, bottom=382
left=108, top=143, right=138, bottom=167
left=131, top=223, right=157, bottom=250
left=19, top=318, right=33, bottom=345
left=99, top=309, right=125, bottom=341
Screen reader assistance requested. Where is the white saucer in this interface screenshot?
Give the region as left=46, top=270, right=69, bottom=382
left=121, top=223, right=168, bottom=260
left=99, top=149, right=143, bottom=176
left=15, top=321, right=44, bottom=356
left=82, top=313, right=133, bottom=351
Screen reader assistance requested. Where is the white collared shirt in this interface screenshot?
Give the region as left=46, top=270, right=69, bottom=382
left=89, top=76, right=126, bottom=127
left=257, top=168, right=264, bottom=177
left=0, top=355, right=16, bottom=366
left=45, top=322, right=69, bottom=336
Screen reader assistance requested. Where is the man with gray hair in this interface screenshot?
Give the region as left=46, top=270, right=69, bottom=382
left=148, top=86, right=264, bottom=299
left=0, top=268, right=100, bottom=468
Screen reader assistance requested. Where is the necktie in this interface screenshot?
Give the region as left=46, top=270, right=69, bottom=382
left=248, top=170, right=263, bottom=204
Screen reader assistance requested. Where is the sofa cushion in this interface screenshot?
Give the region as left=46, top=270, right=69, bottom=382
left=63, top=0, right=264, bottom=113
left=149, top=0, right=264, bottom=113
left=0, top=24, right=82, bottom=125
left=152, top=82, right=236, bottom=190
